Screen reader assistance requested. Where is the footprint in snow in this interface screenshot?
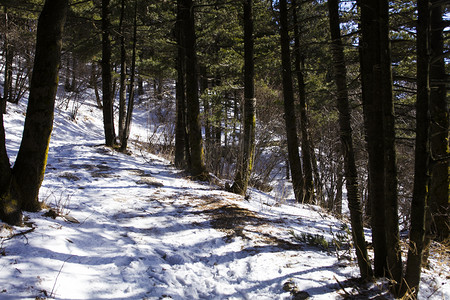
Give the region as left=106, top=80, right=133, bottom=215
left=156, top=250, right=186, bottom=265
left=114, top=256, right=134, bottom=267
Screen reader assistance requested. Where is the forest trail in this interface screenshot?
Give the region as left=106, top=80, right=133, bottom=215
left=0, top=136, right=359, bottom=299
left=1, top=98, right=447, bottom=299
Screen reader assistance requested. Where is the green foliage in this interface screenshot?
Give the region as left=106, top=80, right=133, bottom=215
left=289, top=224, right=353, bottom=260
left=289, top=230, right=330, bottom=250
left=197, top=1, right=243, bottom=82
left=331, top=224, right=352, bottom=250
left=64, top=2, right=100, bottom=62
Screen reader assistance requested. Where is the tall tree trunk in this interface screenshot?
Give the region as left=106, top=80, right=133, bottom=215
left=120, top=0, right=137, bottom=152
left=118, top=0, right=127, bottom=141
left=2, top=0, right=68, bottom=224
left=358, top=0, right=403, bottom=283
left=292, top=0, right=314, bottom=204
left=0, top=100, right=16, bottom=224
left=379, top=0, right=403, bottom=288
left=101, top=0, right=115, bottom=147
left=92, top=63, right=103, bottom=109
left=279, top=0, right=304, bottom=203
left=428, top=0, right=449, bottom=242
left=5, top=46, right=13, bottom=104
left=181, top=0, right=207, bottom=178
left=358, top=0, right=387, bottom=277
left=65, top=55, right=71, bottom=91
left=175, top=0, right=187, bottom=168
left=402, top=1, right=431, bottom=297
left=328, top=0, right=373, bottom=280
left=230, top=0, right=256, bottom=196
left=200, top=66, right=211, bottom=154
left=138, top=76, right=144, bottom=95
left=2, top=7, right=12, bottom=113
left=70, top=55, right=77, bottom=91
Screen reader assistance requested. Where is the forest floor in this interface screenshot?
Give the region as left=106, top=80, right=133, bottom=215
left=0, top=92, right=448, bottom=299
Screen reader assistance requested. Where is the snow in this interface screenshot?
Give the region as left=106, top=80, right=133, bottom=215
left=0, top=89, right=448, bottom=300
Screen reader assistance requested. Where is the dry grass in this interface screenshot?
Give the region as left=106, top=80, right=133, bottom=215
left=136, top=176, right=164, bottom=187
left=191, top=193, right=300, bottom=249
left=426, top=239, right=450, bottom=278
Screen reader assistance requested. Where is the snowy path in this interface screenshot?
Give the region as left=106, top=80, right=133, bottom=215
left=1, top=99, right=448, bottom=299
left=1, top=137, right=356, bottom=299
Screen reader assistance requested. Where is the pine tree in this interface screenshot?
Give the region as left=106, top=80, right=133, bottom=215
left=328, top=0, right=373, bottom=280
left=120, top=0, right=138, bottom=152
left=402, top=0, right=432, bottom=296
left=230, top=0, right=256, bottom=196
left=358, top=0, right=404, bottom=281
left=181, top=0, right=207, bottom=178
left=279, top=0, right=304, bottom=203
left=101, top=0, right=115, bottom=147
left=292, top=0, right=314, bottom=204
left=428, top=0, right=449, bottom=242
left=1, top=0, right=69, bottom=225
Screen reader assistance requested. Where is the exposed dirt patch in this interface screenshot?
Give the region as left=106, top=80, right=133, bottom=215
left=70, top=163, right=95, bottom=170
left=127, top=169, right=146, bottom=176
left=68, top=162, right=117, bottom=178
left=136, top=176, right=164, bottom=187
left=59, top=172, right=81, bottom=181
left=96, top=163, right=111, bottom=171
left=91, top=172, right=119, bottom=178
left=193, top=194, right=300, bottom=249
left=207, top=204, right=263, bottom=241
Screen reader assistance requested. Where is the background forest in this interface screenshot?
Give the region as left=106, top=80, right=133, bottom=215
left=0, top=0, right=448, bottom=298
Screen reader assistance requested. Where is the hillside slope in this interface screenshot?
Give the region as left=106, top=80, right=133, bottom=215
left=0, top=91, right=448, bottom=299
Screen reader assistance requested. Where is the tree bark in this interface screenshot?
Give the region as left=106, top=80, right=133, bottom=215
left=358, top=0, right=387, bottom=277
left=402, top=1, right=431, bottom=297
left=92, top=63, right=103, bottom=109
left=0, top=100, right=16, bottom=224
left=279, top=0, right=304, bottom=203
left=2, top=0, right=68, bottom=223
left=328, top=0, right=373, bottom=280
left=378, top=0, right=403, bottom=288
left=230, top=0, right=256, bottom=196
left=175, top=0, right=187, bottom=168
left=181, top=0, right=207, bottom=178
left=428, top=0, right=449, bottom=242
left=118, top=0, right=127, bottom=141
left=101, top=0, right=115, bottom=147
left=359, top=0, right=403, bottom=284
left=2, top=7, right=12, bottom=113
left=292, top=0, right=314, bottom=204
left=200, top=66, right=210, bottom=147
left=120, top=0, right=137, bottom=152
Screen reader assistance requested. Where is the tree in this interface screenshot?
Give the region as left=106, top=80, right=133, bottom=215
left=402, top=0, right=431, bottom=296
left=230, top=0, right=256, bottom=196
left=358, top=0, right=402, bottom=283
left=0, top=0, right=69, bottom=225
left=2, top=7, right=12, bottom=113
left=359, top=0, right=387, bottom=276
left=180, top=0, right=207, bottom=178
left=292, top=0, right=314, bottom=204
left=327, top=0, right=373, bottom=280
left=101, top=0, right=116, bottom=147
left=175, top=0, right=188, bottom=168
left=379, top=0, right=403, bottom=288
left=279, top=0, right=304, bottom=203
left=120, top=0, right=138, bottom=152
left=428, top=0, right=449, bottom=242
left=118, top=0, right=127, bottom=142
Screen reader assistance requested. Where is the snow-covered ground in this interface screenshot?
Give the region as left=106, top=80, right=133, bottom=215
left=0, top=89, right=448, bottom=299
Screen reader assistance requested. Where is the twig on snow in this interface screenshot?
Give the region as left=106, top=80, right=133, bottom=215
left=50, top=255, right=73, bottom=298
